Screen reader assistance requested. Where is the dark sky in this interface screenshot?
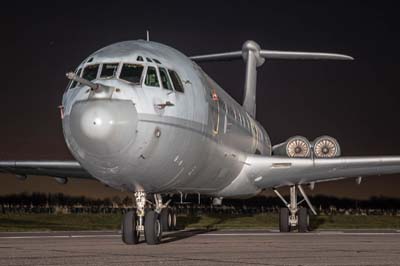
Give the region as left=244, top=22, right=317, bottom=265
left=1, top=1, right=400, bottom=198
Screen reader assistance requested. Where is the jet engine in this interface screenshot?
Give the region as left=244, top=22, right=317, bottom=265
left=272, top=136, right=311, bottom=158
left=312, top=135, right=341, bottom=158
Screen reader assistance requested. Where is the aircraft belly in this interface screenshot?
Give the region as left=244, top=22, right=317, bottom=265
left=137, top=114, right=244, bottom=193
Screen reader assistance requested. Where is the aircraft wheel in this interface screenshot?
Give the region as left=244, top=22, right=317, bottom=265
left=144, top=210, right=162, bottom=245
left=122, top=210, right=139, bottom=245
left=298, top=208, right=309, bottom=232
left=160, top=208, right=172, bottom=231
left=170, top=208, right=177, bottom=230
left=279, top=208, right=290, bottom=232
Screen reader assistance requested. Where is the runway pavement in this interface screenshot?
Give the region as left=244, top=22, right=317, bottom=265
left=1, top=229, right=400, bottom=265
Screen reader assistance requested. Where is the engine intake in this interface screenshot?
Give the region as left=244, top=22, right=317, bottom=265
left=272, top=136, right=311, bottom=158
left=312, top=135, right=341, bottom=158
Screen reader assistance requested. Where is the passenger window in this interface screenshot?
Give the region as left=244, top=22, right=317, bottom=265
left=144, top=66, right=160, bottom=87
left=168, top=70, right=184, bottom=93
left=159, top=67, right=173, bottom=90
left=70, top=68, right=82, bottom=89
left=100, top=63, right=119, bottom=79
left=82, top=64, right=99, bottom=81
left=119, top=64, right=143, bottom=84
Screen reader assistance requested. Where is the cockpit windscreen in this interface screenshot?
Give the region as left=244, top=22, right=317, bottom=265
left=100, top=63, right=119, bottom=79
left=82, top=64, right=99, bottom=81
left=119, top=64, right=144, bottom=84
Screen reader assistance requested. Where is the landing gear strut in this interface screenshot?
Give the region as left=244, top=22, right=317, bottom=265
left=274, top=185, right=316, bottom=232
left=121, top=192, right=175, bottom=245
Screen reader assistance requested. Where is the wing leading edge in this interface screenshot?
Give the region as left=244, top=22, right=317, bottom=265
left=245, top=155, right=400, bottom=188
left=0, top=161, right=93, bottom=180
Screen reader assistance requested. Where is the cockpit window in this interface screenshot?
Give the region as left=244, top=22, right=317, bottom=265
left=153, top=59, right=161, bottom=64
left=146, top=57, right=153, bottom=62
left=144, top=66, right=160, bottom=87
left=168, top=70, right=184, bottom=93
left=70, top=68, right=82, bottom=89
left=137, top=56, right=143, bottom=62
left=100, top=63, right=119, bottom=79
left=82, top=64, right=99, bottom=81
left=159, top=67, right=173, bottom=90
left=119, top=64, right=143, bottom=84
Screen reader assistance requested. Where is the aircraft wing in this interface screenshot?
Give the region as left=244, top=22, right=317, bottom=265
left=245, top=155, right=400, bottom=188
left=0, top=161, right=93, bottom=180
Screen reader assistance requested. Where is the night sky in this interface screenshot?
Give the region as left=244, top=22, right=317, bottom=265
left=1, top=1, right=400, bottom=198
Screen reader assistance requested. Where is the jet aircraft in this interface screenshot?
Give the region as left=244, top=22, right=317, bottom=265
left=1, top=39, right=399, bottom=245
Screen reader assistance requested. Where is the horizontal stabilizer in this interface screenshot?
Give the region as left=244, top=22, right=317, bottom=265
left=191, top=40, right=353, bottom=118
left=191, top=50, right=353, bottom=62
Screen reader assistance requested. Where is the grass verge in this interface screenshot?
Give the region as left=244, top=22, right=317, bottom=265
left=0, top=213, right=399, bottom=232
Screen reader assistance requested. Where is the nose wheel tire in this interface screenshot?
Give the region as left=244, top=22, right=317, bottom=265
left=160, top=208, right=173, bottom=231
left=279, top=208, right=290, bottom=232
left=298, top=208, right=309, bottom=232
left=170, top=209, right=177, bottom=230
left=144, top=210, right=162, bottom=245
left=122, top=210, right=140, bottom=245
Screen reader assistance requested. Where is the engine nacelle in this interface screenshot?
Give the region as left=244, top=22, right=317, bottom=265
left=272, top=136, right=311, bottom=158
left=312, top=135, right=341, bottom=158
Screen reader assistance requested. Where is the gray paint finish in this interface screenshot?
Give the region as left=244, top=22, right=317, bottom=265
left=1, top=40, right=399, bottom=199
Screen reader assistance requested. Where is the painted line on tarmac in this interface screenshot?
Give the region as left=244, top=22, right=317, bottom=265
left=1, top=231, right=400, bottom=240
left=0, top=235, right=120, bottom=239
left=200, top=232, right=400, bottom=236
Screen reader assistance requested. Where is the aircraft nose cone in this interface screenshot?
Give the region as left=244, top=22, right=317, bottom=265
left=69, top=100, right=137, bottom=156
left=80, top=106, right=116, bottom=139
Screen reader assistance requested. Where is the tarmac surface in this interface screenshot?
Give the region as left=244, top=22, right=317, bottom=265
left=1, top=229, right=400, bottom=266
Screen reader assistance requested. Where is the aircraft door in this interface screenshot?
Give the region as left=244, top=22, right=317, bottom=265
left=210, top=88, right=219, bottom=135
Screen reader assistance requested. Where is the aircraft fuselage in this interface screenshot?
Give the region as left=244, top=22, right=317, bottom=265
left=62, top=40, right=271, bottom=197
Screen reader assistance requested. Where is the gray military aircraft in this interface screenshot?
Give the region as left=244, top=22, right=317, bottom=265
left=1, top=40, right=400, bottom=245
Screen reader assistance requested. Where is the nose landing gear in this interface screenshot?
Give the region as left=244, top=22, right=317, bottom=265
left=122, top=210, right=140, bottom=244
left=121, top=192, right=175, bottom=245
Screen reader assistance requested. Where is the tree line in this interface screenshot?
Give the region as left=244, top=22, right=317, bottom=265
left=0, top=192, right=399, bottom=215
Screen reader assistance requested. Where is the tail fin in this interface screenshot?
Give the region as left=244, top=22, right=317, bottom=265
left=191, top=40, right=353, bottom=117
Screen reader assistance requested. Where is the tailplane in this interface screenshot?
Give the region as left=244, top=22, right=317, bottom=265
left=190, top=41, right=353, bottom=117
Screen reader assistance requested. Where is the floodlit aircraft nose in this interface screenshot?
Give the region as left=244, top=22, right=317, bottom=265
left=69, top=100, right=137, bottom=156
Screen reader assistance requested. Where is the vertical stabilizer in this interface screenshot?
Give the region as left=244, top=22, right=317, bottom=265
left=190, top=41, right=353, bottom=118
left=242, top=41, right=265, bottom=117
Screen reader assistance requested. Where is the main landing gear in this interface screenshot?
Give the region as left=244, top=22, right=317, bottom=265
left=274, top=185, right=317, bottom=233
left=121, top=192, right=177, bottom=245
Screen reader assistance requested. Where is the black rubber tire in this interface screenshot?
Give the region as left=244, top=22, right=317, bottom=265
left=298, top=208, right=309, bottom=233
left=160, top=208, right=172, bottom=231
left=144, top=210, right=162, bottom=245
left=122, top=210, right=139, bottom=245
left=279, top=208, right=290, bottom=232
left=170, top=208, right=177, bottom=230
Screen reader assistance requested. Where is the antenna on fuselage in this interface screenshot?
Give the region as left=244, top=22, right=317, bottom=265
left=146, top=30, right=150, bottom=42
